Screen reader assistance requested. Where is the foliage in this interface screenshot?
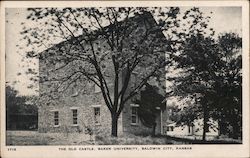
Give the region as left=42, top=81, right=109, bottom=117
left=6, top=85, right=38, bottom=130
left=210, top=33, right=242, bottom=138
left=134, top=83, right=165, bottom=135
left=6, top=85, right=27, bottom=114
left=171, top=32, right=242, bottom=139
left=166, top=102, right=181, bottom=122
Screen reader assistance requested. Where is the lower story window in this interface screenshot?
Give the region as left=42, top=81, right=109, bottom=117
left=54, top=111, right=59, bottom=126
left=72, top=109, right=78, bottom=125
left=94, top=107, right=101, bottom=125
left=131, top=106, right=139, bottom=124
left=167, top=126, right=174, bottom=131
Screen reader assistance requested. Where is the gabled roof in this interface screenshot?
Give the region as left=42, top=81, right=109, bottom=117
left=39, top=11, right=165, bottom=59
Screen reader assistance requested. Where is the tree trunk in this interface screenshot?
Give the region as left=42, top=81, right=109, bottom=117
left=231, top=118, right=239, bottom=139
left=218, top=119, right=222, bottom=137
left=152, top=122, right=156, bottom=136
left=202, top=112, right=208, bottom=141
left=111, top=113, right=118, bottom=137
left=202, top=104, right=208, bottom=141
left=202, top=120, right=207, bottom=141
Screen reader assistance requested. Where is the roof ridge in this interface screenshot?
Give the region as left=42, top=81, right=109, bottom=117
left=39, top=11, right=156, bottom=57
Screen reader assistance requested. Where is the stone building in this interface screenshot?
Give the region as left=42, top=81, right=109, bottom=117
left=38, top=12, right=168, bottom=136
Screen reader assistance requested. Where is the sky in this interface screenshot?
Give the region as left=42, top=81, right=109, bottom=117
left=5, top=7, right=242, bottom=96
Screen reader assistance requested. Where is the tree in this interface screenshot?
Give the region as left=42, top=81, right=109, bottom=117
left=19, top=7, right=210, bottom=137
left=6, top=85, right=38, bottom=130
left=177, top=102, right=201, bottom=133
left=172, top=31, right=242, bottom=140
left=6, top=85, right=26, bottom=114
left=166, top=7, right=216, bottom=141
left=210, top=33, right=242, bottom=139
left=135, top=83, right=165, bottom=136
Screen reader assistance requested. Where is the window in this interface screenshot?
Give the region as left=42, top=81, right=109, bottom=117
left=72, top=109, right=78, bottom=125
left=167, top=126, right=174, bottom=131
left=54, top=111, right=59, bottom=126
left=94, top=107, right=101, bottom=125
left=131, top=105, right=139, bottom=125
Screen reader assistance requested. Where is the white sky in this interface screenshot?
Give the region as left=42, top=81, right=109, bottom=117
left=5, top=7, right=242, bottom=96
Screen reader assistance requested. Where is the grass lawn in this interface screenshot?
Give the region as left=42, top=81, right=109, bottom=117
left=7, top=131, right=240, bottom=145
left=94, top=134, right=186, bottom=145
left=6, top=130, right=93, bottom=145
left=6, top=130, right=186, bottom=145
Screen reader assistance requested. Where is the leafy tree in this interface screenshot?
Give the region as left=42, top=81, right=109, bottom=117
left=24, top=95, right=39, bottom=115
left=210, top=33, right=242, bottom=139
left=164, top=8, right=215, bottom=141
left=172, top=31, right=242, bottom=140
left=19, top=7, right=212, bottom=137
left=6, top=85, right=26, bottom=114
left=135, top=83, right=165, bottom=136
left=6, top=85, right=38, bottom=129
left=177, top=102, right=201, bottom=130
left=166, top=102, right=180, bottom=122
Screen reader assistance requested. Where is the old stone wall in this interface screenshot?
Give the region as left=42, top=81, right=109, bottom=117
left=38, top=12, right=166, bottom=136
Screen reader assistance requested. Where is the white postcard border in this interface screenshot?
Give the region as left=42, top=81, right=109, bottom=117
left=0, top=1, right=249, bottom=158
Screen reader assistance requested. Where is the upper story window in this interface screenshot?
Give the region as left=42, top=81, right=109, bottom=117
left=94, top=107, right=101, bottom=125
left=54, top=111, right=59, bottom=126
left=71, top=108, right=78, bottom=125
left=131, top=104, right=139, bottom=125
